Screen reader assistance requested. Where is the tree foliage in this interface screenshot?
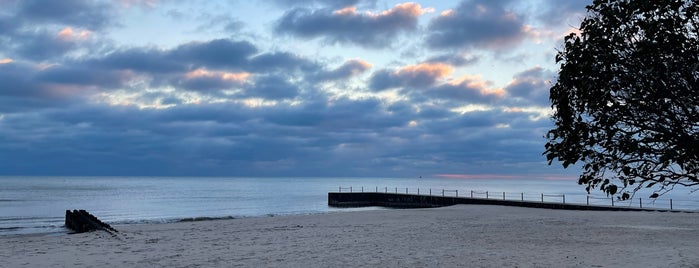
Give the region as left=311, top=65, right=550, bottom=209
left=546, top=0, right=699, bottom=199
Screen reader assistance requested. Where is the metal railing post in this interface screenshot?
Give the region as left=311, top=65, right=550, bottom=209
left=339, top=186, right=341, bottom=192
left=612, top=198, right=614, bottom=207
left=639, top=198, right=642, bottom=209
left=350, top=186, right=352, bottom=193
left=470, top=190, right=473, bottom=198
left=395, top=187, right=397, bottom=193
left=563, top=194, right=565, bottom=204
left=418, top=188, right=420, bottom=195
left=521, top=193, right=524, bottom=201
left=541, top=194, right=544, bottom=203
left=486, top=191, right=489, bottom=199
left=586, top=196, right=589, bottom=206
left=442, top=189, right=445, bottom=197
left=503, top=192, right=505, bottom=200
left=406, top=187, right=408, bottom=194
left=670, top=199, right=673, bottom=210
left=456, top=190, right=458, bottom=198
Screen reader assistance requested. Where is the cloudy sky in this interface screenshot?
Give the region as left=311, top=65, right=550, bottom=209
left=0, top=0, right=590, bottom=178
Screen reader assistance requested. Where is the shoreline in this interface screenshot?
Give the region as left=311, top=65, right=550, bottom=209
left=2, top=205, right=698, bottom=267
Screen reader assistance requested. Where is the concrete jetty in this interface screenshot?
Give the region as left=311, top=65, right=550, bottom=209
left=328, top=192, right=673, bottom=212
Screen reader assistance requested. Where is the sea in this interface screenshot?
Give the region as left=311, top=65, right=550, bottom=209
left=1, top=176, right=697, bottom=236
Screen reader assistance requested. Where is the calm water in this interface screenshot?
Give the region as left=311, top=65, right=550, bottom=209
left=1, top=176, right=697, bottom=236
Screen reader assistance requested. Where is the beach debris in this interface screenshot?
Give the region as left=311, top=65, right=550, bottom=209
left=65, top=209, right=118, bottom=234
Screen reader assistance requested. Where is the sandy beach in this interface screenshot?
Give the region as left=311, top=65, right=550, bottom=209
left=1, top=205, right=698, bottom=267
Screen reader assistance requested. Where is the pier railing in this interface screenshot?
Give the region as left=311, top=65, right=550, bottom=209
left=336, top=186, right=698, bottom=211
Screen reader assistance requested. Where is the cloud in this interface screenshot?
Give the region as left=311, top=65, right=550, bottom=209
left=2, top=27, right=92, bottom=61
left=0, top=1, right=571, bottom=178
left=426, top=0, right=526, bottom=50
left=426, top=53, right=480, bottom=66
left=536, top=0, right=589, bottom=27
left=94, top=47, right=183, bottom=74
left=169, top=39, right=259, bottom=70
left=318, top=59, right=372, bottom=81
left=15, top=0, right=114, bottom=30
left=415, top=75, right=505, bottom=105
left=275, top=3, right=432, bottom=48
left=242, top=75, right=300, bottom=100
left=0, top=0, right=111, bottom=61
left=268, top=0, right=370, bottom=9
left=93, top=39, right=259, bottom=74
left=175, top=69, right=250, bottom=92
left=504, top=67, right=554, bottom=106
left=247, top=52, right=320, bottom=74
left=370, top=62, right=453, bottom=91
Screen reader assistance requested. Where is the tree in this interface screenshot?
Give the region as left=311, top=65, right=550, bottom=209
left=545, top=0, right=699, bottom=199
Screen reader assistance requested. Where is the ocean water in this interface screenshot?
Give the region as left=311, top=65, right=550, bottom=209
left=1, top=176, right=697, bottom=236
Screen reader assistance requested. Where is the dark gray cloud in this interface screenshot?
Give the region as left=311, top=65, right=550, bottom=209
left=91, top=39, right=259, bottom=75
left=95, top=48, right=183, bottom=73
left=247, top=52, right=320, bottom=74
left=268, top=0, right=373, bottom=9
left=170, top=39, right=258, bottom=69
left=35, top=64, right=125, bottom=88
left=275, top=3, right=428, bottom=48
left=0, top=88, right=560, bottom=176
left=15, top=0, right=114, bottom=30
left=505, top=67, right=554, bottom=106
left=317, top=59, right=372, bottom=81
left=243, top=75, right=299, bottom=100
left=8, top=31, right=80, bottom=60
left=426, top=53, right=480, bottom=66
left=426, top=0, right=526, bottom=50
left=421, top=78, right=505, bottom=104
left=369, top=62, right=452, bottom=91
left=0, top=0, right=115, bottom=61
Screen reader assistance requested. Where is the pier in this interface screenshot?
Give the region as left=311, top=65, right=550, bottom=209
left=328, top=190, right=683, bottom=212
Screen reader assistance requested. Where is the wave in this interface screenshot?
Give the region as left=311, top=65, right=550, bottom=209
left=177, top=216, right=237, bottom=222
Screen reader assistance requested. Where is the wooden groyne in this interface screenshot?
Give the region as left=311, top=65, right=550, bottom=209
left=328, top=192, right=673, bottom=212
left=65, top=210, right=118, bottom=234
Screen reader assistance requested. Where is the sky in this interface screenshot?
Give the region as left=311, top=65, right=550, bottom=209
left=0, top=0, right=591, bottom=178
